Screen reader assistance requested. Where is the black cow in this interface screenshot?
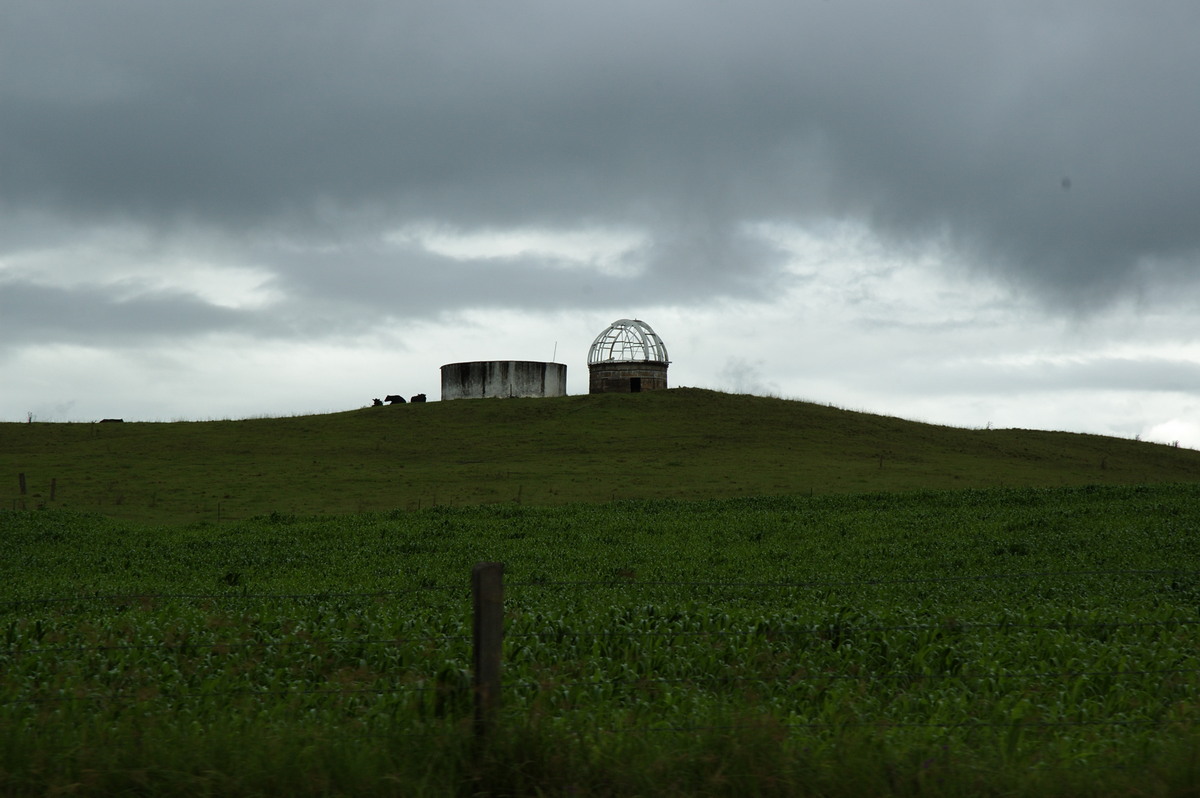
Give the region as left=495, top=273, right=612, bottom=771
left=410, top=393, right=426, bottom=403
left=384, top=395, right=406, bottom=404
left=372, top=398, right=383, bottom=406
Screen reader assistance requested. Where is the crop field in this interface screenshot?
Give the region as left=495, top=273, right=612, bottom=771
left=3, top=483, right=1199, bottom=796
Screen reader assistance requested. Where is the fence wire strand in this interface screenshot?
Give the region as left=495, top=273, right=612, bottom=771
left=506, top=568, right=1200, bottom=590
left=603, top=717, right=1192, bottom=735
left=3, top=567, right=1196, bottom=610
left=506, top=666, right=1200, bottom=693
left=3, top=634, right=471, bottom=657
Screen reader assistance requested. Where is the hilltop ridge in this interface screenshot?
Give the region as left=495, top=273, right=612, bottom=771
left=4, top=388, right=1199, bottom=524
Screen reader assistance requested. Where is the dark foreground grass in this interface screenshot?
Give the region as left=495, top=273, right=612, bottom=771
left=7, top=711, right=1199, bottom=797
left=5, top=388, right=1200, bottom=524
left=2, top=484, right=1199, bottom=796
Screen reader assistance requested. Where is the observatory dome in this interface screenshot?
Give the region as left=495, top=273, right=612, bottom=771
left=587, top=318, right=670, bottom=394
left=587, top=319, right=669, bottom=365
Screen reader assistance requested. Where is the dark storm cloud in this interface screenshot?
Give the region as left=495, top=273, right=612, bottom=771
left=0, top=281, right=246, bottom=344
left=3, top=0, right=1199, bottom=318
left=261, top=224, right=783, bottom=321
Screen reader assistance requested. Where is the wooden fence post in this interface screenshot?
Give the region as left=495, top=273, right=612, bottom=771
left=472, top=561, right=505, bottom=740
left=18, top=473, right=26, bottom=495
left=50, top=479, right=57, bottom=502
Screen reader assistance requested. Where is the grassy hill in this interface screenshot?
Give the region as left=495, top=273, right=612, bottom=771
left=4, top=387, right=1200, bottom=524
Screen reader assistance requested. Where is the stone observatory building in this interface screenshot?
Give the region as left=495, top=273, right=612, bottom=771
left=440, top=361, right=567, bottom=400
left=587, top=318, right=670, bottom=394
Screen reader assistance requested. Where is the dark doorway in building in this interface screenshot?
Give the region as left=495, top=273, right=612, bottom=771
left=630, top=377, right=642, bottom=393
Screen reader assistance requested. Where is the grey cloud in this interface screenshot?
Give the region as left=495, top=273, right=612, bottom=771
left=0, top=281, right=247, bottom=344
left=0, top=226, right=784, bottom=355
left=870, top=356, right=1200, bottom=398
left=719, top=357, right=778, bottom=396
left=266, top=229, right=784, bottom=323
left=2, top=0, right=1199, bottom=320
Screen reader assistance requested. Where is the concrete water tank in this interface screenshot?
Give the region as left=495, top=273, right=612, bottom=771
left=440, top=361, right=568, bottom=400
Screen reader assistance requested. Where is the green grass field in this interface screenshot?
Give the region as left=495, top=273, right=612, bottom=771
left=5, top=389, right=1199, bottom=525
left=2, top=391, right=1199, bottom=795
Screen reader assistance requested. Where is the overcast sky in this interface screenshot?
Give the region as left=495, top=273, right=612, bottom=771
left=3, top=1, right=1200, bottom=447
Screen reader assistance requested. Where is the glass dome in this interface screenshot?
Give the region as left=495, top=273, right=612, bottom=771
left=587, top=319, right=669, bottom=365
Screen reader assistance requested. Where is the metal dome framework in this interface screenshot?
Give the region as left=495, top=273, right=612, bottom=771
left=587, top=319, right=670, bottom=365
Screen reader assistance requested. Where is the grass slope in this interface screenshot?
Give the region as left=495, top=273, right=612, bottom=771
left=4, top=388, right=1200, bottom=524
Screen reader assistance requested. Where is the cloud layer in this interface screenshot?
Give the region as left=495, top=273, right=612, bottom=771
left=2, top=1, right=1199, bottom=443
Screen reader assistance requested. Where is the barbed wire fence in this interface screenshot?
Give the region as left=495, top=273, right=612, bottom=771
left=2, top=564, right=1198, bottom=751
